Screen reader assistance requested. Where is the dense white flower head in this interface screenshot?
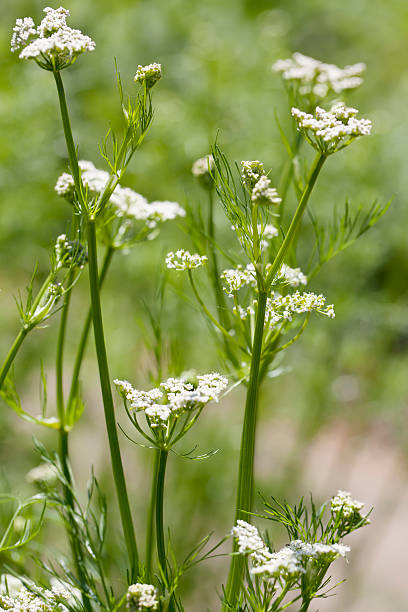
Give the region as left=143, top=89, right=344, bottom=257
left=55, top=161, right=185, bottom=231
left=273, top=52, right=365, bottom=99
left=231, top=521, right=273, bottom=566
left=241, top=160, right=265, bottom=189
left=26, top=463, right=58, bottom=486
left=331, top=490, right=369, bottom=524
left=291, top=103, right=372, bottom=153
left=134, top=63, right=162, bottom=88
left=251, top=175, right=281, bottom=206
left=279, top=263, right=307, bottom=287
left=165, top=249, right=208, bottom=271
left=289, top=539, right=350, bottom=563
left=251, top=546, right=304, bottom=580
left=0, top=582, right=72, bottom=610
left=127, top=583, right=158, bottom=611
left=221, top=264, right=257, bottom=296
left=114, top=372, right=227, bottom=430
left=11, top=7, right=95, bottom=70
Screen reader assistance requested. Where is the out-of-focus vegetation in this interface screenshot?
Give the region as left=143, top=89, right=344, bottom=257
left=1, top=0, right=407, bottom=610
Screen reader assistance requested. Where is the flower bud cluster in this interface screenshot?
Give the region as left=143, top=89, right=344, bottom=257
left=26, top=463, right=58, bottom=486
left=165, top=249, right=208, bottom=271
left=114, top=372, right=228, bottom=430
left=126, top=583, right=159, bottom=611
left=241, top=160, right=265, bottom=189
left=55, top=234, right=87, bottom=270
left=134, top=63, right=162, bottom=88
left=192, top=154, right=215, bottom=189
left=273, top=52, right=365, bottom=100
left=11, top=7, right=95, bottom=70
left=291, top=103, right=372, bottom=153
left=331, top=490, right=370, bottom=527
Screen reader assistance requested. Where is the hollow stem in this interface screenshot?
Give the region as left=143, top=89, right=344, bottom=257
left=145, top=448, right=160, bottom=581
left=66, top=246, right=114, bottom=414
left=223, top=290, right=268, bottom=610
left=87, top=219, right=139, bottom=578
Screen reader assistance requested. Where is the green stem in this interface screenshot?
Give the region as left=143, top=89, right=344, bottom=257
left=56, top=273, right=74, bottom=426
left=145, top=449, right=160, bottom=581
left=223, top=290, right=268, bottom=610
left=53, top=67, right=138, bottom=577
left=0, top=328, right=28, bottom=390
left=66, top=246, right=114, bottom=414
left=208, top=191, right=227, bottom=326
left=87, top=219, right=139, bottom=579
left=156, top=449, right=168, bottom=580
left=265, top=153, right=327, bottom=289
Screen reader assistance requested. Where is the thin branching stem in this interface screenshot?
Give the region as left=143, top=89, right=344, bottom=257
left=66, top=246, right=114, bottom=414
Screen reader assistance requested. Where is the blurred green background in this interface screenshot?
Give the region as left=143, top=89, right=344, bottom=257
left=1, top=0, right=407, bottom=609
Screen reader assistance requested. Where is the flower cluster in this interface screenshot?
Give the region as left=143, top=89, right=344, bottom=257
left=54, top=234, right=87, bottom=270
left=165, top=250, right=208, bottom=271
left=241, top=160, right=265, bottom=189
left=114, top=372, right=228, bottom=431
left=232, top=520, right=351, bottom=585
left=11, top=7, right=95, bottom=70
left=55, top=161, right=185, bottom=233
left=0, top=583, right=72, bottom=611
left=192, top=154, right=215, bottom=189
left=291, top=103, right=372, bottom=153
left=233, top=292, right=334, bottom=325
left=134, top=63, right=162, bottom=88
left=331, top=490, right=370, bottom=527
left=251, top=175, right=281, bottom=206
left=273, top=52, right=365, bottom=101
left=126, top=583, right=159, bottom=611
left=26, top=463, right=58, bottom=486
left=279, top=263, right=307, bottom=287
left=221, top=264, right=257, bottom=296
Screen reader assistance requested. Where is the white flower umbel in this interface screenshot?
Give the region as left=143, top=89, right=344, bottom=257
left=134, top=63, right=162, bottom=88
left=127, top=583, right=159, bottom=611
left=115, top=372, right=227, bottom=432
left=165, top=249, right=208, bottom=271
left=0, top=582, right=73, bottom=611
left=220, top=264, right=257, bottom=296
left=192, top=154, right=215, bottom=189
left=331, top=490, right=370, bottom=525
left=26, top=462, right=58, bottom=486
left=291, top=103, right=372, bottom=154
left=280, top=263, right=307, bottom=287
left=289, top=539, right=350, bottom=563
left=273, top=52, right=365, bottom=100
left=11, top=7, right=95, bottom=71
left=251, top=546, right=304, bottom=581
left=231, top=520, right=273, bottom=566
left=241, top=160, right=265, bottom=189
left=251, top=175, right=281, bottom=206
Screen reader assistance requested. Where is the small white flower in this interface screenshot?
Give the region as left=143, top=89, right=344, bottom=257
left=165, top=249, right=208, bottom=271
left=280, top=263, right=307, bottom=287
left=251, top=176, right=281, bottom=206
left=134, top=63, right=162, bottom=88
left=127, top=583, right=159, bottom=611
left=231, top=520, right=273, bottom=566
left=331, top=490, right=368, bottom=521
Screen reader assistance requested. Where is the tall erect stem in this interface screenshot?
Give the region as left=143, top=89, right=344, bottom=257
left=222, top=290, right=267, bottom=609
left=53, top=69, right=139, bottom=578
left=87, top=219, right=139, bottom=578
left=222, top=152, right=327, bottom=610
left=155, top=449, right=168, bottom=580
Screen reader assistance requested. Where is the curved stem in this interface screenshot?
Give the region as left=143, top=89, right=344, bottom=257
left=223, top=290, right=268, bottom=610
left=0, top=328, right=28, bottom=390
left=145, top=449, right=160, bottom=581
left=66, top=246, right=114, bottom=415
left=87, top=219, right=139, bottom=579
left=156, top=449, right=168, bottom=581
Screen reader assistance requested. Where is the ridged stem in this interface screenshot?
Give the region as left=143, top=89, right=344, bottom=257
left=155, top=449, right=168, bottom=580
left=145, top=448, right=160, bottom=581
